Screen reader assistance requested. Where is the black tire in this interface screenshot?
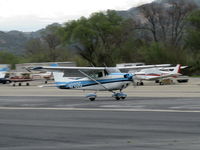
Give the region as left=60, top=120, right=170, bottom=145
left=26, top=83, right=30, bottom=86
left=45, top=81, right=48, bottom=84
left=115, top=97, right=120, bottom=100
left=13, top=84, right=15, bottom=86
left=121, top=97, right=126, bottom=100
left=89, top=98, right=95, bottom=101
left=140, top=82, right=144, bottom=86
left=18, top=83, right=22, bottom=86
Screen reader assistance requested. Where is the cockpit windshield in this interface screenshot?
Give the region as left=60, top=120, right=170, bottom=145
left=87, top=68, right=121, bottom=78
left=89, top=71, right=104, bottom=78
left=106, top=68, right=121, bottom=74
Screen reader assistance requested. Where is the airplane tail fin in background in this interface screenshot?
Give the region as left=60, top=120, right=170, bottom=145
left=0, top=72, right=6, bottom=78
left=53, top=72, right=73, bottom=84
left=0, top=67, right=9, bottom=78
left=0, top=67, right=9, bottom=72
left=172, top=64, right=181, bottom=74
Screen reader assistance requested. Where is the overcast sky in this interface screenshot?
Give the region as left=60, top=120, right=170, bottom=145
left=0, top=0, right=154, bottom=32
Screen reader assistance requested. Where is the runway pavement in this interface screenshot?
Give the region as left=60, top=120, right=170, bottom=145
left=0, top=78, right=200, bottom=149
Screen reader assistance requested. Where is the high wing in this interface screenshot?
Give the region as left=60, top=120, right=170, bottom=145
left=31, top=66, right=108, bottom=77
left=33, top=66, right=106, bottom=70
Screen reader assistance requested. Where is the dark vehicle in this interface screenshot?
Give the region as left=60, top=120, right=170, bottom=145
left=0, top=78, right=11, bottom=84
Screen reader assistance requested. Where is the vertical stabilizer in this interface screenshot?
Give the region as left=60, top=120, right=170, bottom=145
left=0, top=67, right=9, bottom=72
left=0, top=67, right=9, bottom=78
left=0, top=72, right=6, bottom=78
left=53, top=72, right=73, bottom=83
left=172, top=64, right=181, bottom=74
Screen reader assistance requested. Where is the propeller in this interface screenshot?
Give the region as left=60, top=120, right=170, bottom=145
left=124, top=73, right=137, bottom=88
left=131, top=73, right=137, bottom=88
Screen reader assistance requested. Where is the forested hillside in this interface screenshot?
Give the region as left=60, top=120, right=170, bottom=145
left=0, top=0, right=199, bottom=74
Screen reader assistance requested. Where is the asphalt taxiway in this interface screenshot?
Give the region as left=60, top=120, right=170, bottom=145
left=0, top=78, right=200, bottom=150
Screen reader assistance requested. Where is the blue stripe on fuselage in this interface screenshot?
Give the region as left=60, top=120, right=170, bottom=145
left=109, top=73, right=126, bottom=75
left=55, top=77, right=132, bottom=88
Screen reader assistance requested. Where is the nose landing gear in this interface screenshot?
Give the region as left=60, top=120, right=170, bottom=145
left=112, top=92, right=127, bottom=100
left=86, top=93, right=97, bottom=101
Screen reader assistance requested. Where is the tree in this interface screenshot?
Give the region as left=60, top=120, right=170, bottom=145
left=186, top=10, right=200, bottom=52
left=139, top=42, right=189, bottom=64
left=185, top=10, right=200, bottom=74
left=59, top=10, right=135, bottom=66
left=138, top=0, right=197, bottom=46
left=25, top=24, right=71, bottom=62
left=41, top=24, right=62, bottom=61
left=0, top=51, right=20, bottom=68
left=25, top=38, right=49, bottom=62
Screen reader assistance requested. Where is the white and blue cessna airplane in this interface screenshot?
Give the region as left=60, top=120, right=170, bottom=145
left=33, top=66, right=134, bottom=101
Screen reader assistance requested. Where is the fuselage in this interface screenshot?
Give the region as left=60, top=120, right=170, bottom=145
left=55, top=73, right=133, bottom=91
left=135, top=72, right=164, bottom=80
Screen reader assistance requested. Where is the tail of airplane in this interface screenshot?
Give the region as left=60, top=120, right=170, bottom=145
left=172, top=64, right=181, bottom=74
left=0, top=67, right=9, bottom=72
left=0, top=67, right=9, bottom=79
left=0, top=72, right=6, bottom=78
left=53, top=72, right=73, bottom=84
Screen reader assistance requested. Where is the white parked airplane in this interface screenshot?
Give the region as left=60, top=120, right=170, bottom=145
left=32, top=66, right=134, bottom=101
left=134, top=64, right=181, bottom=85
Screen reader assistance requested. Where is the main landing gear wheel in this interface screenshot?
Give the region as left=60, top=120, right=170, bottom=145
left=86, top=93, right=97, bottom=101
left=89, top=98, right=96, bottom=101
left=113, top=93, right=127, bottom=100
left=121, top=96, right=126, bottom=100
left=137, top=82, right=144, bottom=86
left=115, top=97, right=120, bottom=100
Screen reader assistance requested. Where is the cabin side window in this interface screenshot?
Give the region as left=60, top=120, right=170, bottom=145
left=89, top=71, right=104, bottom=78
left=98, top=72, right=103, bottom=78
left=104, top=70, right=109, bottom=76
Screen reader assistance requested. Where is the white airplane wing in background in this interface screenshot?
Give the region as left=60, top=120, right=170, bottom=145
left=160, top=65, right=188, bottom=71
left=117, top=64, right=171, bottom=73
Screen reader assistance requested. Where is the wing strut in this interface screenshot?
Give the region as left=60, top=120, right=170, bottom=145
left=78, top=70, right=115, bottom=94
